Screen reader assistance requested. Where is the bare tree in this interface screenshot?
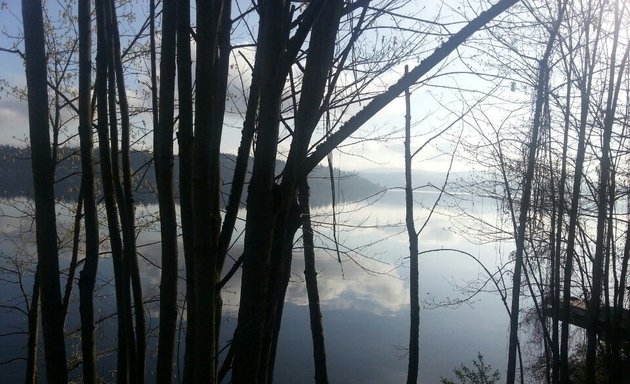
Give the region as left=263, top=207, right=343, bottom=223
left=403, top=64, right=420, bottom=384
left=77, top=0, right=100, bottom=381
left=154, top=0, right=179, bottom=381
left=21, top=0, right=68, bottom=382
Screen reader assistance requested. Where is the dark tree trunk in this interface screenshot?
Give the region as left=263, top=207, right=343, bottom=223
left=95, top=0, right=132, bottom=380
left=175, top=0, right=195, bottom=380
left=108, top=1, right=146, bottom=379
left=506, top=6, right=565, bottom=381
left=191, top=0, right=231, bottom=381
left=77, top=0, right=101, bottom=381
left=585, top=12, right=628, bottom=381
left=22, top=0, right=69, bottom=382
left=63, top=189, right=83, bottom=317
left=25, top=270, right=40, bottom=384
left=551, top=50, right=573, bottom=384
left=155, top=0, right=178, bottom=381
left=403, top=65, right=420, bottom=384
left=299, top=183, right=330, bottom=384
left=258, top=204, right=300, bottom=383
left=259, top=1, right=342, bottom=380
left=612, top=206, right=630, bottom=381
left=560, top=12, right=598, bottom=382
left=231, top=1, right=289, bottom=380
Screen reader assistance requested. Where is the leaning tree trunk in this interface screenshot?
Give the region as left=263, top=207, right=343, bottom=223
left=22, top=0, right=69, bottom=382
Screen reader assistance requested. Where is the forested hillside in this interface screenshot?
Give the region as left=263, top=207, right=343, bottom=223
left=0, top=145, right=382, bottom=205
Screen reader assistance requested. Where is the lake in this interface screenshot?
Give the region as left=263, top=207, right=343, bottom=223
left=0, top=190, right=514, bottom=382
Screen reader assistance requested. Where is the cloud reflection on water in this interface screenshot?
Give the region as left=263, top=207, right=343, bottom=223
left=0, top=192, right=511, bottom=383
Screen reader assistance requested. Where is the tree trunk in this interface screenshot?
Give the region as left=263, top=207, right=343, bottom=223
left=108, top=0, right=146, bottom=379
left=506, top=6, right=564, bottom=379
left=299, top=183, right=330, bottom=384
left=551, top=49, right=573, bottom=384
left=403, top=65, right=420, bottom=384
left=95, top=0, right=132, bottom=380
left=155, top=0, right=178, bottom=381
left=25, top=270, right=40, bottom=384
left=191, top=0, right=231, bottom=381
left=611, top=202, right=630, bottom=381
left=560, top=9, right=598, bottom=381
left=175, top=0, right=195, bottom=380
left=231, top=1, right=288, bottom=380
left=258, top=203, right=301, bottom=383
left=77, top=0, right=101, bottom=381
left=22, top=0, right=69, bottom=381
left=585, top=9, right=628, bottom=380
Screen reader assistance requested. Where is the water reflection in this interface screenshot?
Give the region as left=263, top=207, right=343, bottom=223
left=0, top=192, right=511, bottom=383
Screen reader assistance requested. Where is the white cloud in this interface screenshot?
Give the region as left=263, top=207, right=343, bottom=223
left=0, top=99, right=29, bottom=145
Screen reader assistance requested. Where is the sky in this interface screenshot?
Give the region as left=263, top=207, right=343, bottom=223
left=0, top=0, right=531, bottom=173
left=0, top=1, right=30, bottom=146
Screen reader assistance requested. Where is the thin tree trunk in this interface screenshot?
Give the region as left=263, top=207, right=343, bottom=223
left=506, top=6, right=564, bottom=379
left=560, top=6, right=600, bottom=380
left=299, top=183, right=329, bottom=384
left=63, top=188, right=83, bottom=317
left=155, top=0, right=178, bottom=381
left=77, top=0, right=101, bottom=381
left=104, top=1, right=137, bottom=379
left=175, top=0, right=195, bottom=380
left=585, top=7, right=628, bottom=380
left=22, top=0, right=69, bottom=382
left=25, top=270, right=40, bottom=384
left=551, top=48, right=573, bottom=384
left=107, top=1, right=146, bottom=379
left=403, top=65, right=420, bottom=384
left=611, top=199, right=630, bottom=381
left=95, top=0, right=131, bottom=380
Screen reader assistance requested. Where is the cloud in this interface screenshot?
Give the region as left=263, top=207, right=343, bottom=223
left=0, top=95, right=29, bottom=145
left=286, top=253, right=410, bottom=314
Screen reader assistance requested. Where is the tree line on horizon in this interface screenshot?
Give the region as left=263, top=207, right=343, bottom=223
left=0, top=145, right=382, bottom=205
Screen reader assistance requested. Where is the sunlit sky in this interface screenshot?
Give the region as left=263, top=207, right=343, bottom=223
left=0, top=0, right=531, bottom=173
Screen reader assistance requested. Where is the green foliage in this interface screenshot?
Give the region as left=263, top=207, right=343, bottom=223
left=440, top=352, right=501, bottom=384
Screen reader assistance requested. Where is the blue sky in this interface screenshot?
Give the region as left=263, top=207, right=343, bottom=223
left=0, top=0, right=524, bottom=172
left=0, top=0, right=30, bottom=146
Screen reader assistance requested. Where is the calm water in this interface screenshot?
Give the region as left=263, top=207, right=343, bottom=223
left=0, top=191, right=513, bottom=382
